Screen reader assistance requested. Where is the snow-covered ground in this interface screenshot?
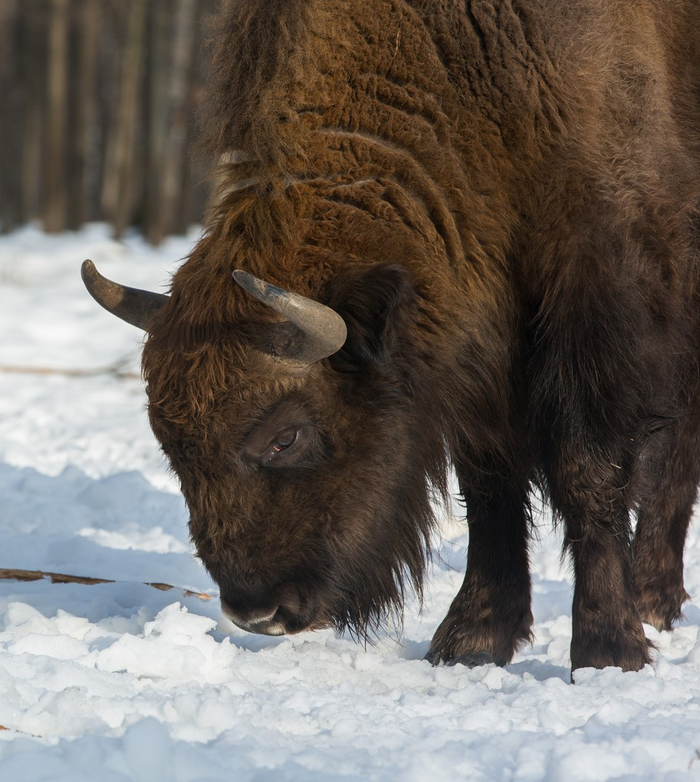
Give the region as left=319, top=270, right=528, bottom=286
left=1, top=225, right=700, bottom=781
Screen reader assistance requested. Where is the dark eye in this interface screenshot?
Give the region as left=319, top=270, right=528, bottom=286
left=271, top=430, right=298, bottom=453
left=262, top=429, right=299, bottom=464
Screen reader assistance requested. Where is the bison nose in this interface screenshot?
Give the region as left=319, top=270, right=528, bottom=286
left=221, top=582, right=310, bottom=636
left=221, top=599, right=286, bottom=636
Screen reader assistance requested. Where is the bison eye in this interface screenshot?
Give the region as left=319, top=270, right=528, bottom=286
left=262, top=429, right=299, bottom=464
left=272, top=430, right=298, bottom=452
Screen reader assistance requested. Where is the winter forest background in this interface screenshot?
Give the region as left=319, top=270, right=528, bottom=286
left=0, top=0, right=215, bottom=244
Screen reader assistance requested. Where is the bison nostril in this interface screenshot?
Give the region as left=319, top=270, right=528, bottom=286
left=273, top=582, right=303, bottom=615
left=272, top=582, right=322, bottom=633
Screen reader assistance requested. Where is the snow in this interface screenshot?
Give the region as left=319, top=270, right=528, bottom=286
left=1, top=224, right=700, bottom=781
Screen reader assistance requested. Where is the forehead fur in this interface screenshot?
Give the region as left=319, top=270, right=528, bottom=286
left=142, top=266, right=285, bottom=429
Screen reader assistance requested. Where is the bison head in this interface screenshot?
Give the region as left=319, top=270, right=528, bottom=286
left=81, top=258, right=442, bottom=640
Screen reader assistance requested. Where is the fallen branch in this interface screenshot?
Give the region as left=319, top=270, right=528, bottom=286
left=0, top=568, right=211, bottom=600
left=0, top=724, right=41, bottom=738
left=0, top=364, right=139, bottom=380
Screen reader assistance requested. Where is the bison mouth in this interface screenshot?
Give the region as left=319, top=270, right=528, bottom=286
left=221, top=601, right=289, bottom=636
left=220, top=581, right=329, bottom=636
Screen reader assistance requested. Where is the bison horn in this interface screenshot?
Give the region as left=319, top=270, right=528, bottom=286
left=81, top=260, right=169, bottom=331
left=233, top=270, right=347, bottom=366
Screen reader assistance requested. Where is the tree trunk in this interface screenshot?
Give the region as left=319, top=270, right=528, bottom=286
left=144, top=0, right=170, bottom=245
left=44, top=0, right=70, bottom=233
left=157, top=0, right=199, bottom=241
left=20, top=0, right=49, bottom=224
left=0, top=0, right=23, bottom=233
left=102, top=0, right=148, bottom=240
left=72, top=0, right=100, bottom=228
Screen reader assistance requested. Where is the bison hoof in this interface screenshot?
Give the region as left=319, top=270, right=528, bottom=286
left=450, top=651, right=498, bottom=668
left=451, top=651, right=498, bottom=668
left=570, top=634, right=653, bottom=673
left=424, top=648, right=502, bottom=668
left=426, top=605, right=532, bottom=669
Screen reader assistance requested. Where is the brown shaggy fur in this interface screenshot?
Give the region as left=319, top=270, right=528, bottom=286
left=137, top=0, right=700, bottom=672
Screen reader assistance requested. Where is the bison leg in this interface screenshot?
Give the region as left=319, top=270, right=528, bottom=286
left=632, top=420, right=698, bottom=631
left=567, top=523, right=652, bottom=673
left=548, top=451, right=652, bottom=673
left=426, top=482, right=533, bottom=667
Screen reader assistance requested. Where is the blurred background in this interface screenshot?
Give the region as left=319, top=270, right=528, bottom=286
left=0, top=0, right=217, bottom=246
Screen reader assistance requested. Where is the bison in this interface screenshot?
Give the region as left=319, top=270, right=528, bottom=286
left=82, top=0, right=700, bottom=673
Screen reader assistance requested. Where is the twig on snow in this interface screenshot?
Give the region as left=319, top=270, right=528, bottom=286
left=0, top=724, right=40, bottom=738
left=0, top=362, right=139, bottom=380
left=0, top=568, right=211, bottom=600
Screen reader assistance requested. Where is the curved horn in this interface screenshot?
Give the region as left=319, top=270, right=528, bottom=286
left=233, top=270, right=347, bottom=366
left=81, top=260, right=169, bottom=331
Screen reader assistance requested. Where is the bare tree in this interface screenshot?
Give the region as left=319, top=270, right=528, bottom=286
left=152, top=0, right=199, bottom=244
left=72, top=0, right=100, bottom=228
left=20, top=0, right=49, bottom=224
left=144, top=0, right=171, bottom=244
left=0, top=0, right=23, bottom=233
left=44, top=0, right=70, bottom=233
left=102, top=0, right=148, bottom=239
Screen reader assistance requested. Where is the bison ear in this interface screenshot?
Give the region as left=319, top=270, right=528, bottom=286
left=326, top=263, right=415, bottom=372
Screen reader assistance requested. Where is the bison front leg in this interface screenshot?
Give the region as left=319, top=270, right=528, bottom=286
left=427, top=482, right=533, bottom=667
